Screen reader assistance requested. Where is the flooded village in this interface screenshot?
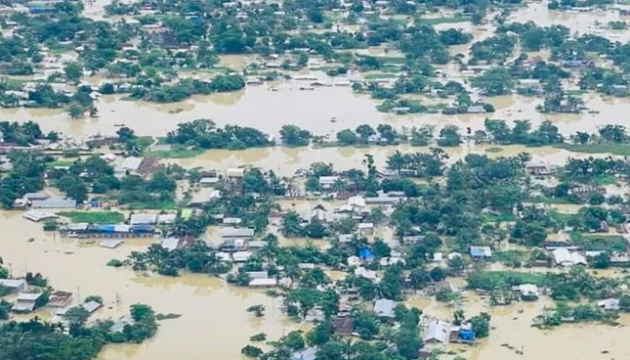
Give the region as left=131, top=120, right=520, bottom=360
left=4, top=0, right=630, bottom=359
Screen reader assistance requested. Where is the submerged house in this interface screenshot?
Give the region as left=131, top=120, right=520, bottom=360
left=373, top=299, right=396, bottom=318
left=0, top=279, right=26, bottom=293
left=220, top=227, right=255, bottom=238
left=423, top=319, right=452, bottom=344
left=13, top=292, right=43, bottom=312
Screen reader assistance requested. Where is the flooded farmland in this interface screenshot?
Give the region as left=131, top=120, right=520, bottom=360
left=5, top=1, right=630, bottom=360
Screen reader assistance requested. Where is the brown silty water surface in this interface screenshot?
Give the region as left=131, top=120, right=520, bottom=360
left=3, top=1, right=630, bottom=359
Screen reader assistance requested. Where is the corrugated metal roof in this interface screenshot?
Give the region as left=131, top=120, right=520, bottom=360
left=130, top=213, right=157, bottom=225
left=220, top=227, right=254, bottom=238
left=31, top=198, right=76, bottom=209
left=119, top=157, right=143, bottom=171
left=423, top=319, right=452, bottom=343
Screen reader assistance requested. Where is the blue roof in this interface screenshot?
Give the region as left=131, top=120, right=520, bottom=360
left=131, top=225, right=155, bottom=233
left=359, top=248, right=374, bottom=261
left=90, top=224, right=116, bottom=233
left=459, top=329, right=475, bottom=341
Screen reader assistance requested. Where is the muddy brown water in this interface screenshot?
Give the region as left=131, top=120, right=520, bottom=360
left=3, top=2, right=630, bottom=359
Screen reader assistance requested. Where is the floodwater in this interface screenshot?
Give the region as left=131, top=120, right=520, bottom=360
left=165, top=143, right=608, bottom=177
left=4, top=2, right=630, bottom=360
left=408, top=292, right=630, bottom=360
left=0, top=211, right=307, bottom=360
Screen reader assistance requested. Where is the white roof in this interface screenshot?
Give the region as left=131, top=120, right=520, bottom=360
left=130, top=213, right=157, bottom=225
left=157, top=213, right=177, bottom=224
left=348, top=195, right=366, bottom=207
left=232, top=251, right=253, bottom=262
left=216, top=252, right=231, bottom=262
left=101, top=153, right=116, bottom=162
left=358, top=222, right=374, bottom=229
left=119, top=157, right=143, bottom=171
left=22, top=210, right=57, bottom=222
left=423, top=318, right=452, bottom=343
left=161, top=238, right=180, bottom=252
left=373, top=299, right=396, bottom=318
left=31, top=198, right=76, bottom=209
left=319, top=176, right=339, bottom=184
left=17, top=292, right=42, bottom=301
left=249, top=278, right=278, bottom=287
left=355, top=267, right=377, bottom=280
left=552, top=248, right=587, bottom=266
left=0, top=279, right=26, bottom=289
left=347, top=255, right=361, bottom=266
left=221, top=227, right=255, bottom=238
left=515, top=284, right=539, bottom=296
left=82, top=301, right=103, bottom=314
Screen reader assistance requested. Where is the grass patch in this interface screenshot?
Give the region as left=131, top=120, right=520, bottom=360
left=147, top=148, right=205, bottom=159
left=466, top=271, right=545, bottom=291
left=570, top=233, right=628, bottom=253
left=416, top=16, right=472, bottom=25
left=481, top=212, right=516, bottom=222
left=131, top=136, right=155, bottom=148
left=364, top=73, right=399, bottom=80
left=58, top=211, right=125, bottom=224
left=46, top=160, right=76, bottom=169
left=124, top=200, right=178, bottom=210
left=494, top=250, right=528, bottom=266
left=373, top=56, right=406, bottom=64
left=552, top=142, right=630, bottom=156
left=527, top=196, right=574, bottom=205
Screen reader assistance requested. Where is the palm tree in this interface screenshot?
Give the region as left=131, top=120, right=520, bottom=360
left=332, top=178, right=346, bottom=193
left=387, top=150, right=406, bottom=173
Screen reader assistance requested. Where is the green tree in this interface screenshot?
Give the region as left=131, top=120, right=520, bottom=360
left=64, top=62, right=84, bottom=83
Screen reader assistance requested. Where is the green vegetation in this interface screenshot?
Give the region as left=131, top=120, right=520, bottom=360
left=58, top=211, right=125, bottom=224
left=0, top=304, right=157, bottom=360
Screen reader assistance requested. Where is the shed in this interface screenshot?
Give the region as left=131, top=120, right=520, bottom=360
left=248, top=240, right=268, bottom=249
left=423, top=318, right=452, bottom=344
left=249, top=278, right=278, bottom=287
left=373, top=299, right=396, bottom=318
left=118, top=157, right=143, bottom=172
left=13, top=292, right=42, bottom=312
left=226, top=168, right=245, bottom=178
left=470, top=246, right=492, bottom=258
left=22, top=210, right=57, bottom=222
left=221, top=227, right=255, bottom=238
left=232, top=251, right=253, bottom=262
left=347, top=195, right=366, bottom=208
left=358, top=222, right=375, bottom=234
left=82, top=301, right=103, bottom=314
left=48, top=291, right=73, bottom=307
left=22, top=192, right=49, bottom=201
left=552, top=248, right=586, bottom=267
left=130, top=213, right=158, bottom=225
left=0, top=279, right=26, bottom=293
left=157, top=213, right=177, bottom=224
left=598, top=298, right=620, bottom=311
left=31, top=198, right=76, bottom=209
